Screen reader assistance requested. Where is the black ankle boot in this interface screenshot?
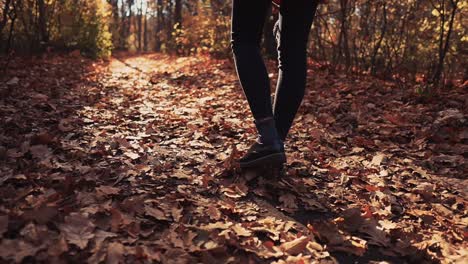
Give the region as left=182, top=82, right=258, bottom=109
left=239, top=117, right=286, bottom=168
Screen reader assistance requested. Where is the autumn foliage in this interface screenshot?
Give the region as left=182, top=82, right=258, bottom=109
left=1, top=0, right=467, bottom=87
left=0, top=51, right=466, bottom=263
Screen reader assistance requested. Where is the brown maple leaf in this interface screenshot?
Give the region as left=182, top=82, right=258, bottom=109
left=60, top=213, right=95, bottom=249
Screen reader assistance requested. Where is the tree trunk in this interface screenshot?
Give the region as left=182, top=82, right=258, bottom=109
left=174, top=0, right=182, bottom=28
left=118, top=3, right=126, bottom=49
left=154, top=0, right=163, bottom=51
left=335, top=0, right=351, bottom=70
left=37, top=0, right=48, bottom=43
left=143, top=6, right=148, bottom=52
left=0, top=0, right=12, bottom=33
left=431, top=0, right=459, bottom=85
left=166, top=1, right=173, bottom=43
left=137, top=0, right=142, bottom=51
left=342, top=0, right=351, bottom=70
left=370, top=2, right=387, bottom=75
left=174, top=0, right=182, bottom=54
left=314, top=23, right=326, bottom=61
left=5, top=0, right=17, bottom=53
left=109, top=0, right=120, bottom=49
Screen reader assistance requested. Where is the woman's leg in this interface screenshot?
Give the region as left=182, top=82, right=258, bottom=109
left=231, top=0, right=286, bottom=168
left=273, top=0, right=319, bottom=141
left=231, top=0, right=272, bottom=120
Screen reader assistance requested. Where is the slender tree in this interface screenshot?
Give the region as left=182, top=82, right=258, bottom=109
left=431, top=0, right=460, bottom=85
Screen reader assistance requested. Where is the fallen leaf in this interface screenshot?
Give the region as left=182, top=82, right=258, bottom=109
left=200, top=221, right=233, bottom=231
left=6, top=77, right=19, bottom=85
left=48, top=235, right=69, bottom=257
left=29, top=145, right=52, bottom=159
left=279, top=193, right=298, bottom=211
left=144, top=205, right=168, bottom=221
left=60, top=213, right=95, bottom=249
left=231, top=224, right=252, bottom=237
left=0, top=239, right=42, bottom=262
left=97, top=186, right=121, bottom=196
left=221, top=183, right=248, bottom=199
left=172, top=169, right=193, bottom=180
left=58, top=119, right=74, bottom=132
left=171, top=206, right=183, bottom=222
left=371, top=153, right=386, bottom=166
left=206, top=205, right=221, bottom=221
left=342, top=208, right=364, bottom=232
left=280, top=236, right=310, bottom=255
left=124, top=151, right=140, bottom=160
left=22, top=206, right=58, bottom=224
left=106, top=242, right=125, bottom=264
left=114, top=137, right=133, bottom=149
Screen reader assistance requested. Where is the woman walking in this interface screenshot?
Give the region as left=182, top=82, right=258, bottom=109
left=231, top=0, right=320, bottom=168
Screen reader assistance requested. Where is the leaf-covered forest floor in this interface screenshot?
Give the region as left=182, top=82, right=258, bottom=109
left=0, top=53, right=466, bottom=263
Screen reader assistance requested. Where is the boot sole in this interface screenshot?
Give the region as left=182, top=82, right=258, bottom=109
left=239, top=152, right=286, bottom=169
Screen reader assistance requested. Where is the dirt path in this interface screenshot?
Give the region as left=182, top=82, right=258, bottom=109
left=0, top=53, right=466, bottom=263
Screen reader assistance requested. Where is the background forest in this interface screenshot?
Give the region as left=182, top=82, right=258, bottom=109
left=1, top=0, right=467, bottom=89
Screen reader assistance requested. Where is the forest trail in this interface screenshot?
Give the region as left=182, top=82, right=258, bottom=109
left=0, top=53, right=466, bottom=263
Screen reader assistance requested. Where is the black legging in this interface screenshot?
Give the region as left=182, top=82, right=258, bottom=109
left=231, top=0, right=319, bottom=141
